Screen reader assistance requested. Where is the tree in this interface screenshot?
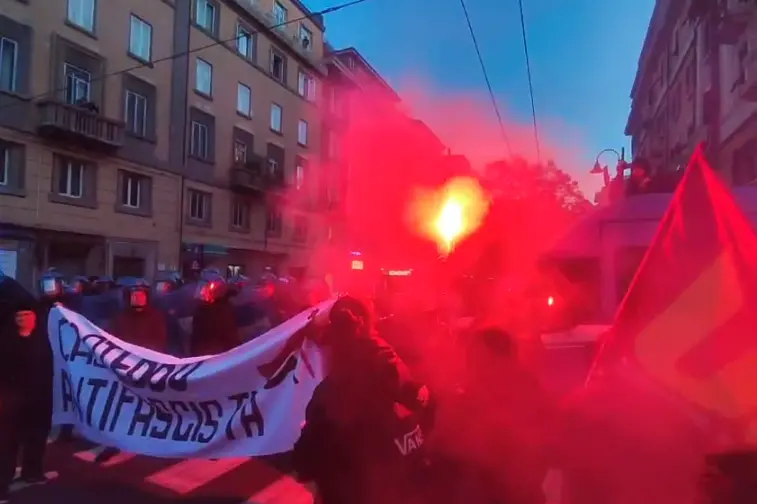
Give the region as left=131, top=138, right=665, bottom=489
left=447, top=158, right=591, bottom=277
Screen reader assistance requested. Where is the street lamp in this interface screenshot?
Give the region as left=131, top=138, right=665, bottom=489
left=590, top=148, right=627, bottom=187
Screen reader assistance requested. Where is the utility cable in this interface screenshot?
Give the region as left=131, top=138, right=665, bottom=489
left=517, top=0, right=541, bottom=163
left=457, top=0, right=512, bottom=157
left=0, top=0, right=370, bottom=112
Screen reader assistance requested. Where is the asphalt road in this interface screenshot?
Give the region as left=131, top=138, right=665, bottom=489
left=9, top=428, right=314, bottom=504
left=9, top=345, right=590, bottom=504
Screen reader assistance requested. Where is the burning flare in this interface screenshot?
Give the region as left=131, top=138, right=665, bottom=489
left=409, top=176, right=490, bottom=254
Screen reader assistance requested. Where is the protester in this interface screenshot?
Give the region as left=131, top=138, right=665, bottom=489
left=556, top=363, right=709, bottom=504
left=292, top=295, right=434, bottom=504
left=431, top=326, right=557, bottom=504
left=38, top=271, right=79, bottom=445
left=110, top=277, right=168, bottom=352
left=0, top=272, right=54, bottom=502
left=190, top=274, right=240, bottom=356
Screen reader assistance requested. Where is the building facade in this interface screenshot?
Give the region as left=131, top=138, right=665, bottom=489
left=625, top=0, right=757, bottom=185
left=0, top=0, right=326, bottom=288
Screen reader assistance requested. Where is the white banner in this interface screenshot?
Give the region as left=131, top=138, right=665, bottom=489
left=47, top=300, right=333, bottom=459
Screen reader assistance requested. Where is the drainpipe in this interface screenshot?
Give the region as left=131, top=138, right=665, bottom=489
left=708, top=6, right=723, bottom=164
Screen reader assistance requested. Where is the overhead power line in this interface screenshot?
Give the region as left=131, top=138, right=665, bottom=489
left=0, top=0, right=370, bottom=112
left=517, top=0, right=541, bottom=163
left=457, top=0, right=512, bottom=157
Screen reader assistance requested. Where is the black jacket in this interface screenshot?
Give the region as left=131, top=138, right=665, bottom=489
left=190, top=297, right=240, bottom=356
left=111, top=306, right=168, bottom=352
left=293, top=334, right=432, bottom=504
left=0, top=279, right=54, bottom=422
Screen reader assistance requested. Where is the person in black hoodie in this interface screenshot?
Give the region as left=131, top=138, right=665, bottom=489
left=292, top=295, right=434, bottom=504
left=110, top=277, right=168, bottom=352
left=190, top=275, right=240, bottom=356
left=0, top=274, right=54, bottom=502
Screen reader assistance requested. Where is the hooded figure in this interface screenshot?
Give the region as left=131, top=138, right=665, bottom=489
left=292, top=295, right=434, bottom=504
left=190, top=274, right=240, bottom=356
left=433, top=327, right=557, bottom=504
left=0, top=274, right=54, bottom=501
left=110, top=277, right=168, bottom=352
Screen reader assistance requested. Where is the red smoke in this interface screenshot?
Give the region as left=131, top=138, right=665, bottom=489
left=288, top=78, right=591, bottom=298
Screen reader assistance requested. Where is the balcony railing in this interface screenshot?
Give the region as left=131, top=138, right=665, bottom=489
left=36, top=99, right=124, bottom=149
left=230, top=161, right=285, bottom=194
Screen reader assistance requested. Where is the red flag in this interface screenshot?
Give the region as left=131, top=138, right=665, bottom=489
left=592, top=144, right=757, bottom=442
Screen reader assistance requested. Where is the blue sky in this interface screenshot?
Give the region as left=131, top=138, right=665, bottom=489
left=307, top=0, right=655, bottom=196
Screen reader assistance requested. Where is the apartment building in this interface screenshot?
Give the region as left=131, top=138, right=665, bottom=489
left=180, top=0, right=326, bottom=280
left=0, top=0, right=326, bottom=288
left=320, top=47, right=449, bottom=281
left=625, top=0, right=757, bottom=185
left=0, top=0, right=182, bottom=288
left=320, top=46, right=403, bottom=254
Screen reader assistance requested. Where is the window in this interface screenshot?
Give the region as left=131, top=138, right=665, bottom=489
left=299, top=24, right=312, bottom=51
left=121, top=172, right=143, bottom=208
left=298, top=71, right=316, bottom=101
left=194, top=0, right=216, bottom=33
left=195, top=58, right=212, bottom=95
left=0, top=145, right=8, bottom=186
left=234, top=141, right=247, bottom=163
left=58, top=159, right=84, bottom=198
left=124, top=90, right=147, bottom=136
left=67, top=0, right=95, bottom=32
left=190, top=121, right=209, bottom=159
left=266, top=208, right=282, bottom=235
left=64, top=63, right=91, bottom=105
left=237, top=83, right=251, bottom=116
left=0, top=38, right=18, bottom=93
left=236, top=24, right=253, bottom=59
left=272, top=2, right=287, bottom=25
left=267, top=158, right=279, bottom=178
left=129, top=15, right=152, bottom=62
left=297, top=120, right=308, bottom=145
left=270, top=103, right=282, bottom=132
left=188, top=190, right=209, bottom=220
left=232, top=200, right=249, bottom=228
left=270, top=51, right=285, bottom=82
left=295, top=162, right=304, bottom=190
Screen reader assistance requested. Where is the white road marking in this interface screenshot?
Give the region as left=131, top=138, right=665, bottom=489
left=73, top=445, right=109, bottom=463
left=72, top=445, right=136, bottom=466
left=145, top=458, right=248, bottom=494
left=244, top=476, right=314, bottom=504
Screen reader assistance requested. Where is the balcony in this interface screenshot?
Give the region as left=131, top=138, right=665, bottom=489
left=36, top=99, right=124, bottom=150
left=230, top=160, right=285, bottom=194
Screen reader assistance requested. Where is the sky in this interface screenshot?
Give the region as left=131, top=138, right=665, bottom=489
left=307, top=0, right=656, bottom=198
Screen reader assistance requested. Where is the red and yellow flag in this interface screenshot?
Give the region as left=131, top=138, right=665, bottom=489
left=592, top=144, right=757, bottom=442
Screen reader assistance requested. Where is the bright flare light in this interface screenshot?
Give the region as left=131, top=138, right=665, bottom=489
left=409, top=176, right=490, bottom=255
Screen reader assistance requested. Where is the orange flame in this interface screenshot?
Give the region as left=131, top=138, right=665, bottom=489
left=409, top=176, right=490, bottom=255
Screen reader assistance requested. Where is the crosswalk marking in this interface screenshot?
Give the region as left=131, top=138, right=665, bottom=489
left=73, top=444, right=109, bottom=463
left=245, top=476, right=313, bottom=504
left=145, top=457, right=248, bottom=494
